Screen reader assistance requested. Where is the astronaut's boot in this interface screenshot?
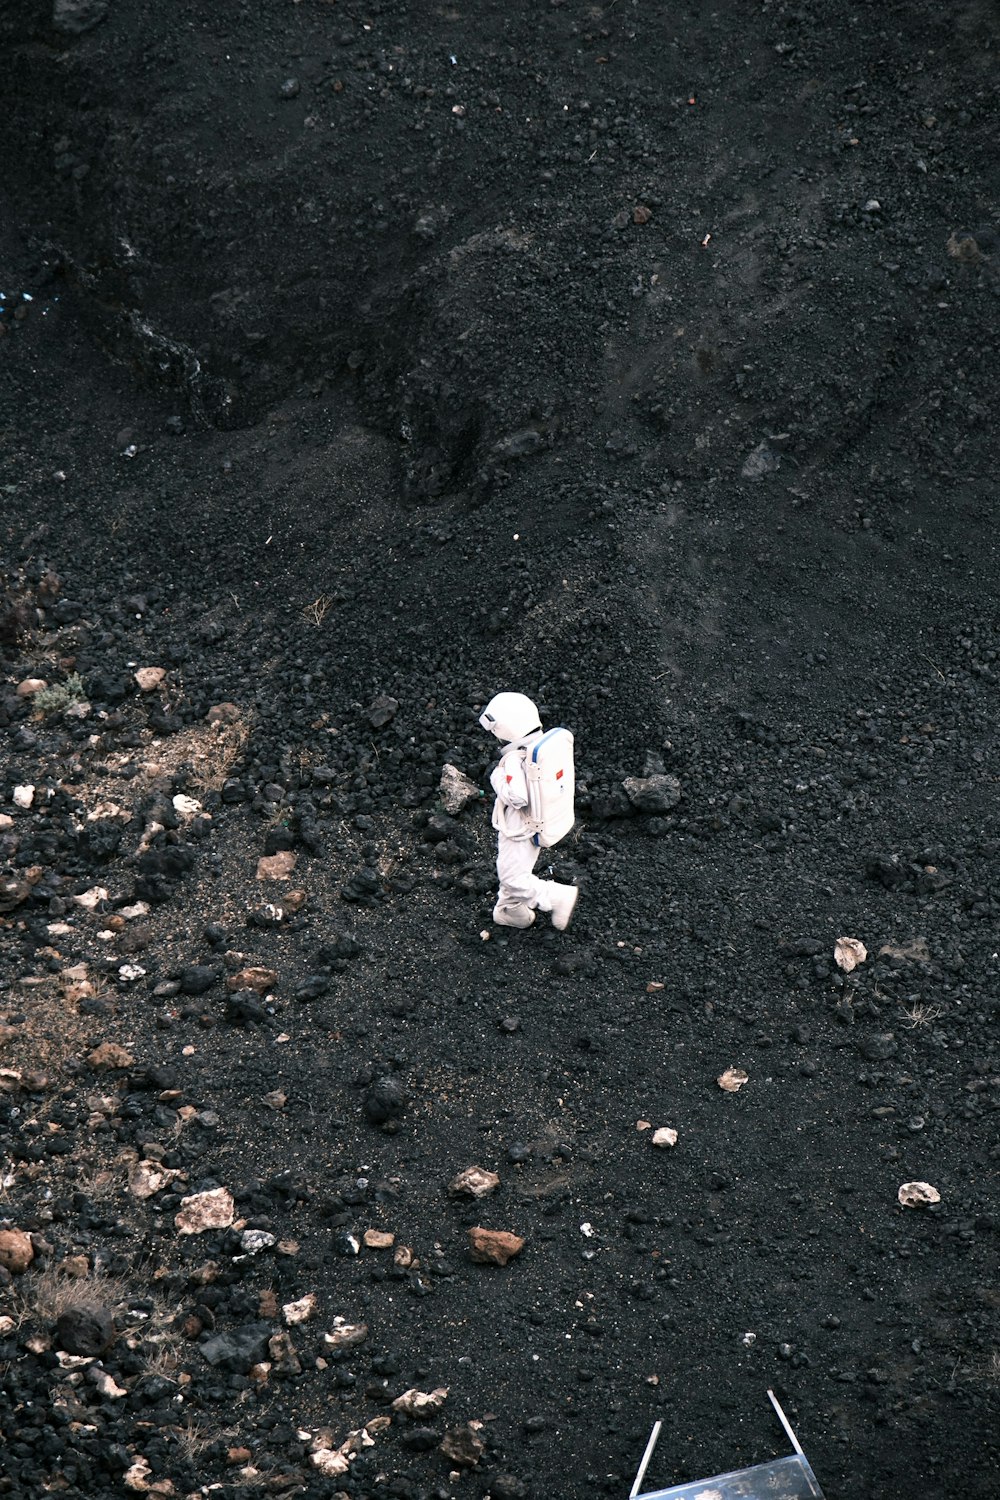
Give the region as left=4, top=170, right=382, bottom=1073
left=548, top=883, right=579, bottom=932
left=493, top=900, right=536, bottom=929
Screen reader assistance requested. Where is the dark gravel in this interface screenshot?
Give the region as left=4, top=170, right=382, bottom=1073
left=0, top=2, right=998, bottom=1498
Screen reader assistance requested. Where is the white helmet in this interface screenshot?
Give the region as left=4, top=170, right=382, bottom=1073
left=479, top=691, right=541, bottom=741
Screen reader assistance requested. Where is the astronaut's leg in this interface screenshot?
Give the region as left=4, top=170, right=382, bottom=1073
left=494, top=837, right=579, bottom=930
left=494, top=835, right=544, bottom=927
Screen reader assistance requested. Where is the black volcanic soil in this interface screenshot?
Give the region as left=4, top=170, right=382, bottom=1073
left=1, top=3, right=999, bottom=1498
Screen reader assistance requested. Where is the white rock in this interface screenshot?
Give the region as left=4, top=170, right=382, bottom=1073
left=0, top=814, right=13, bottom=830
left=324, top=1318, right=369, bottom=1351
left=311, top=1449, right=351, bottom=1477
left=90, top=1367, right=128, bottom=1398
left=283, top=1293, right=317, bottom=1326
left=240, top=1229, right=277, bottom=1254
left=134, top=667, right=166, bottom=693
left=652, top=1127, right=678, bottom=1148
left=128, top=1161, right=168, bottom=1199
left=13, top=785, right=34, bottom=809
left=439, top=763, right=481, bottom=814
left=118, top=964, right=146, bottom=984
left=448, top=1165, right=500, bottom=1198
left=717, top=1068, right=749, bottom=1093
left=175, top=1186, right=235, bottom=1235
left=391, top=1386, right=449, bottom=1417
left=73, top=886, right=109, bottom=910
left=898, top=1181, right=941, bottom=1209
left=172, top=794, right=202, bottom=819
left=119, top=902, right=150, bottom=920
left=834, top=936, right=868, bottom=972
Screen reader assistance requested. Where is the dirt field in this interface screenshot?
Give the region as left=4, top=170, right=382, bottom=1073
left=1, top=3, right=998, bottom=1497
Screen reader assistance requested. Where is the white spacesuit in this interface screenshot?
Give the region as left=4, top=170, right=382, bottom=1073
left=479, top=691, right=579, bottom=930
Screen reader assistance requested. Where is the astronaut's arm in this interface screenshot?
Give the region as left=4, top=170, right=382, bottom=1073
left=490, top=754, right=529, bottom=808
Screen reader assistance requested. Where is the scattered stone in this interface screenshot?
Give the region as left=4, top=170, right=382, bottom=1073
left=74, top=886, right=109, bottom=910
left=367, top=693, right=399, bottom=728
left=257, top=851, right=297, bottom=881
left=123, top=1456, right=152, bottom=1493
left=440, top=1422, right=486, bottom=1467
left=227, top=966, right=278, bottom=994
left=240, top=1229, right=277, bottom=1255
left=363, top=1075, right=407, bottom=1126
left=0, top=875, right=32, bottom=913
left=363, top=1229, right=395, bottom=1249
left=207, top=702, right=241, bottom=725
left=834, top=936, right=868, bottom=972
left=179, top=964, right=221, bottom=995
left=0, top=1228, right=34, bottom=1274
left=439, top=763, right=481, bottom=814
left=651, top=1127, right=678, bottom=1148
left=467, top=1227, right=525, bottom=1265
left=898, top=1181, right=941, bottom=1209
left=128, top=1160, right=172, bottom=1199
left=117, top=964, right=146, bottom=985
left=54, top=1304, right=114, bottom=1356
left=282, top=1293, right=317, bottom=1325
left=87, top=1042, right=135, bottom=1069
left=87, top=1366, right=127, bottom=1398
left=134, top=667, right=166, bottom=692
left=717, top=1067, right=749, bottom=1093
left=200, top=1322, right=272, bottom=1368
left=741, top=440, right=782, bottom=478
left=878, top=938, right=931, bottom=963
left=392, top=1386, right=449, bottom=1418
left=172, top=793, right=203, bottom=820
left=448, top=1165, right=501, bottom=1198
left=324, top=1318, right=369, bottom=1351
left=175, top=1186, right=235, bottom=1234
left=268, top=1329, right=302, bottom=1374
left=622, top=774, right=681, bottom=814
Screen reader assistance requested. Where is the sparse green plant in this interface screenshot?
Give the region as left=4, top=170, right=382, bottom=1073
left=33, top=672, right=87, bottom=717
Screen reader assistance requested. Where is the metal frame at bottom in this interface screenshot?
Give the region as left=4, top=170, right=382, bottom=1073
left=628, top=1390, right=826, bottom=1500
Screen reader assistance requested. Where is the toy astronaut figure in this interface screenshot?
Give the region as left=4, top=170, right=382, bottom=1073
left=479, top=691, right=579, bottom=930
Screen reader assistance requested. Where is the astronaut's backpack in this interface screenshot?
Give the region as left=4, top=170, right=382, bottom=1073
left=525, top=727, right=575, bottom=848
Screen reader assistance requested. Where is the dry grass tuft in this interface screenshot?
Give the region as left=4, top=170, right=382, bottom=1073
left=899, top=1002, right=943, bottom=1029
left=302, top=594, right=335, bottom=626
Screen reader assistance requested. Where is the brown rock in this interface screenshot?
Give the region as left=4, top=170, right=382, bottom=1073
left=16, top=678, right=47, bottom=697
left=134, top=667, right=166, bottom=693
left=207, top=702, right=242, bottom=725
left=257, top=851, right=297, bottom=881
left=226, top=966, right=278, bottom=995
left=87, top=1043, right=135, bottom=1070
left=0, top=1228, right=34, bottom=1274
left=633, top=203, right=652, bottom=224
left=226, top=1448, right=253, bottom=1465
left=440, top=1422, right=485, bottom=1467
left=268, top=1330, right=302, bottom=1375
left=258, top=1288, right=279, bottom=1319
left=467, top=1227, right=525, bottom=1266
left=363, top=1229, right=395, bottom=1250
